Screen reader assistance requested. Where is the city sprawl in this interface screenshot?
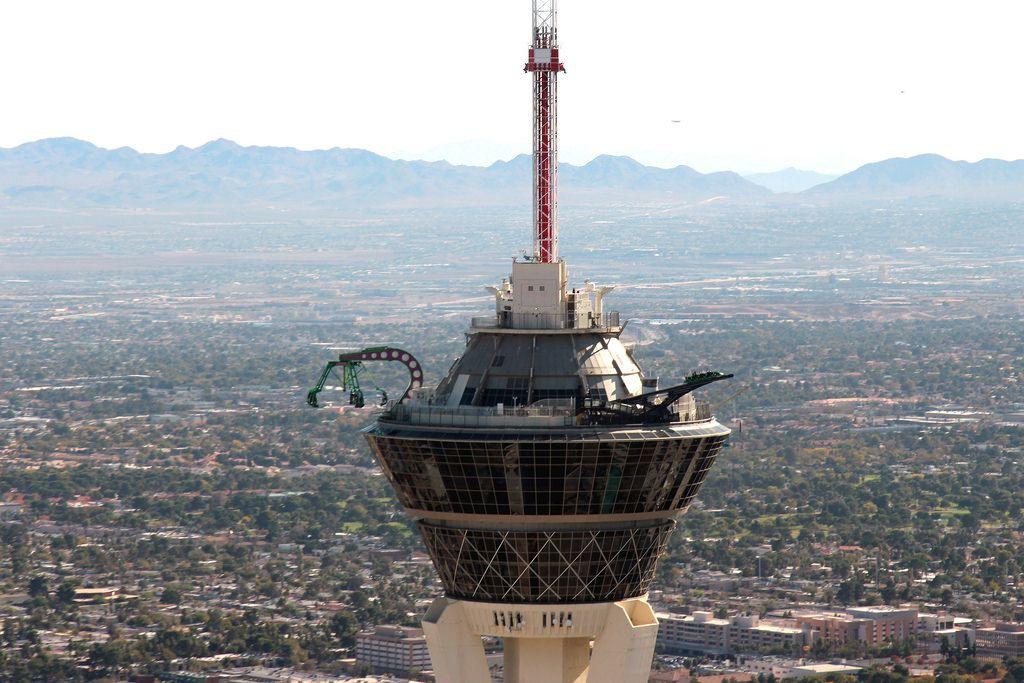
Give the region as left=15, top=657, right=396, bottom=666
left=0, top=200, right=1022, bottom=682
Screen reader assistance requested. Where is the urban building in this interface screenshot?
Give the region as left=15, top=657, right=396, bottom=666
left=975, top=622, right=1024, bottom=658
left=739, top=657, right=862, bottom=680
left=166, top=670, right=418, bottom=683
left=787, top=606, right=917, bottom=647
left=918, top=612, right=956, bottom=633
left=845, top=606, right=919, bottom=644
left=730, top=616, right=811, bottom=656
left=787, top=611, right=865, bottom=647
left=648, top=670, right=692, bottom=682
left=73, top=586, right=123, bottom=604
left=657, top=612, right=810, bottom=656
left=658, top=611, right=731, bottom=655
left=316, top=2, right=732, bottom=682
left=770, top=606, right=975, bottom=652
left=917, top=612, right=974, bottom=652
left=354, top=625, right=431, bottom=674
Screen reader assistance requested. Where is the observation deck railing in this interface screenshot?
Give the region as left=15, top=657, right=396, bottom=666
left=381, top=398, right=714, bottom=429
left=682, top=401, right=713, bottom=423
left=471, top=311, right=621, bottom=331
left=384, top=402, right=576, bottom=428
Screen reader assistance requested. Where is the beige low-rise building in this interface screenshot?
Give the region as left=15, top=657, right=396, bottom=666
left=355, top=625, right=431, bottom=675
left=788, top=606, right=918, bottom=648
left=976, top=622, right=1024, bottom=658
left=656, top=612, right=811, bottom=656
left=738, top=657, right=862, bottom=680
left=845, top=606, right=918, bottom=644
left=74, top=586, right=122, bottom=604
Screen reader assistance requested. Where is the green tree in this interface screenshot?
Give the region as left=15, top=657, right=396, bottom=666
left=26, top=576, right=49, bottom=599
left=160, top=587, right=182, bottom=605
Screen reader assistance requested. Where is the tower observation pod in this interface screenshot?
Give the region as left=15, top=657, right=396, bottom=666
left=327, top=2, right=732, bottom=682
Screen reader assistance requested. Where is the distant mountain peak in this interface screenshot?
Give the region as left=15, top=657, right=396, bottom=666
left=197, top=138, right=243, bottom=152
left=28, top=136, right=97, bottom=149
left=487, top=154, right=532, bottom=169
left=804, top=153, right=1024, bottom=200
left=6, top=137, right=99, bottom=155
left=582, top=154, right=645, bottom=169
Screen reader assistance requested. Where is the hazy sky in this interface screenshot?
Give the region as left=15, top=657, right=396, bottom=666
left=3, top=0, right=1023, bottom=174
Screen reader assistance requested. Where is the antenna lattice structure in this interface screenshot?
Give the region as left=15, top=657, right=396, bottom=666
left=525, top=0, right=565, bottom=263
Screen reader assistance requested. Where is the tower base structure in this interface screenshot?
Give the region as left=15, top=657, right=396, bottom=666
left=423, top=596, right=659, bottom=683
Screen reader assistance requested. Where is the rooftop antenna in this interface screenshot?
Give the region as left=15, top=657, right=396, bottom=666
left=525, top=0, right=566, bottom=263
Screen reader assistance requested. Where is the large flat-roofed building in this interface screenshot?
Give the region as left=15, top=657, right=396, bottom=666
left=731, top=617, right=810, bottom=656
left=845, top=606, right=919, bottom=644
left=354, top=625, right=431, bottom=674
left=74, top=586, right=128, bottom=604
left=918, top=612, right=956, bottom=633
left=656, top=612, right=810, bottom=656
left=788, top=607, right=918, bottom=647
left=658, top=612, right=731, bottom=655
left=788, top=611, right=866, bottom=647
left=917, top=612, right=973, bottom=652
left=785, top=663, right=863, bottom=680
left=976, top=622, right=1024, bottom=658
left=739, top=657, right=863, bottom=681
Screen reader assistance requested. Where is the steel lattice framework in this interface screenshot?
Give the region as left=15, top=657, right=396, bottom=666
left=525, top=0, right=565, bottom=263
left=365, top=427, right=729, bottom=605
left=419, top=522, right=673, bottom=604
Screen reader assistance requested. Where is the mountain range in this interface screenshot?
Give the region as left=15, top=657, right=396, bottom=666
left=0, top=138, right=768, bottom=209
left=1, top=138, right=1022, bottom=208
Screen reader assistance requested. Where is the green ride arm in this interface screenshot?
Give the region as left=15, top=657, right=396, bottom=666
left=306, top=361, right=341, bottom=408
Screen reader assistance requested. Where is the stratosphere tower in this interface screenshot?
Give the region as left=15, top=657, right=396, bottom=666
left=308, top=2, right=733, bottom=681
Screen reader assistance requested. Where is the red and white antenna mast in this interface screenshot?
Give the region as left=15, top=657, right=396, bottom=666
left=525, top=0, right=565, bottom=263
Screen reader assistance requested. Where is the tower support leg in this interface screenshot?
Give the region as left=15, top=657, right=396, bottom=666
left=504, top=636, right=591, bottom=683
left=587, top=599, right=660, bottom=683
left=422, top=597, right=491, bottom=683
